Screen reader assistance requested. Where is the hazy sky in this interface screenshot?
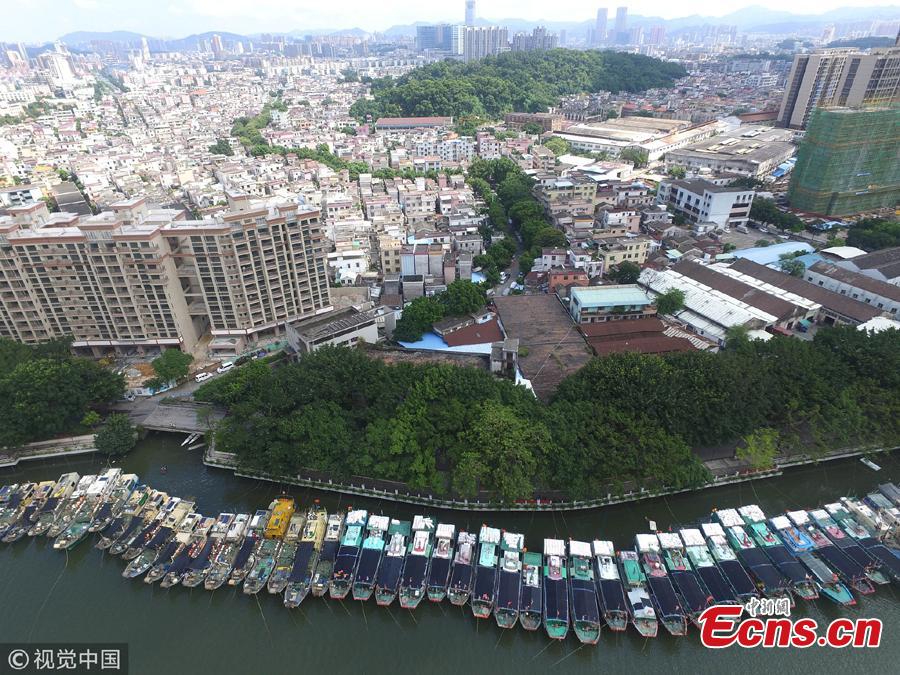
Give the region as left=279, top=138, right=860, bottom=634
left=1, top=0, right=892, bottom=43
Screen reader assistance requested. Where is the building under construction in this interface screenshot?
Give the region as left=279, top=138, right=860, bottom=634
left=788, top=106, right=899, bottom=216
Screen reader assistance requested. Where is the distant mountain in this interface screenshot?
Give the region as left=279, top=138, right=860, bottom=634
left=59, top=30, right=148, bottom=46
left=828, top=36, right=895, bottom=48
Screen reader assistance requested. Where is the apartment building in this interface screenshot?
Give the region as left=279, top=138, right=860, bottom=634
left=598, top=236, right=652, bottom=271
left=0, top=192, right=331, bottom=355
left=778, top=48, right=900, bottom=129
left=657, top=179, right=755, bottom=228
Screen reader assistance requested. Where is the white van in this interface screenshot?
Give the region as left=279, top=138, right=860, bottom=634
left=195, top=372, right=213, bottom=383
left=216, top=361, right=235, bottom=374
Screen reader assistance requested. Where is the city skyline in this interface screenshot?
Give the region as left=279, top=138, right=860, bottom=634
left=2, top=1, right=896, bottom=43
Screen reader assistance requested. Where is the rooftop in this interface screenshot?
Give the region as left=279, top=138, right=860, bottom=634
left=289, top=307, right=379, bottom=342
left=570, top=285, right=652, bottom=308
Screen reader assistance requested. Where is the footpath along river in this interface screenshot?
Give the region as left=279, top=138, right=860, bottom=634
left=1, top=433, right=898, bottom=674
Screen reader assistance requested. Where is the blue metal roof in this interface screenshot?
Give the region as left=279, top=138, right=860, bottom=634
left=733, top=242, right=814, bottom=266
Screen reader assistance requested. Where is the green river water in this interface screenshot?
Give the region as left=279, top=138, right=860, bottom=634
left=1, top=434, right=898, bottom=674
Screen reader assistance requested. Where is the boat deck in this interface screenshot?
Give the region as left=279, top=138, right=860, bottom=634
left=696, top=566, right=736, bottom=603
left=597, top=578, right=627, bottom=613
left=858, top=538, right=900, bottom=578
left=355, top=548, right=383, bottom=585
left=402, top=554, right=428, bottom=589
left=376, top=556, right=403, bottom=592
left=427, top=557, right=451, bottom=591
left=736, top=548, right=787, bottom=593
left=496, top=570, right=520, bottom=611
left=717, top=559, right=757, bottom=599
left=570, top=578, right=600, bottom=623
left=820, top=541, right=873, bottom=580
left=449, top=562, right=473, bottom=593
left=333, top=546, right=361, bottom=578
left=669, top=570, right=709, bottom=614
left=647, top=576, right=682, bottom=619
left=473, top=567, right=497, bottom=603
left=288, top=543, right=316, bottom=582
left=544, top=578, right=569, bottom=623
left=231, top=537, right=256, bottom=571
left=520, top=583, right=542, bottom=614
left=765, top=545, right=811, bottom=584
left=146, top=526, right=173, bottom=550
left=187, top=539, right=215, bottom=570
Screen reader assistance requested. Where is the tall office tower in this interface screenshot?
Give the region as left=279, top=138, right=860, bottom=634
left=416, top=24, right=453, bottom=51
left=140, top=36, right=150, bottom=60
left=778, top=48, right=900, bottom=129
left=821, top=25, right=836, bottom=44
left=647, top=25, right=666, bottom=46
left=788, top=106, right=899, bottom=216
left=465, top=0, right=476, bottom=27
left=614, top=6, right=628, bottom=44
left=0, top=195, right=331, bottom=355
left=595, top=8, right=608, bottom=45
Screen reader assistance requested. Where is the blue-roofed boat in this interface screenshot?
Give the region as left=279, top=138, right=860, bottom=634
left=425, top=523, right=455, bottom=603
left=787, top=509, right=875, bottom=596
left=353, top=514, right=389, bottom=601
left=636, top=533, right=686, bottom=637
left=494, top=531, right=524, bottom=629
left=519, top=551, right=543, bottom=631
left=472, top=526, right=501, bottom=619
left=399, top=515, right=436, bottom=609
left=330, top=509, right=367, bottom=600
left=375, top=519, right=411, bottom=606
left=447, top=530, right=477, bottom=606
left=569, top=539, right=600, bottom=644
left=678, top=528, right=737, bottom=606
left=542, top=538, right=569, bottom=640
left=769, top=514, right=855, bottom=606
left=658, top=531, right=715, bottom=625
left=739, top=505, right=816, bottom=602
left=715, top=509, right=790, bottom=602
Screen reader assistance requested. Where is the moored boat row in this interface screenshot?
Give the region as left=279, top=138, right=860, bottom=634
left=3, top=475, right=900, bottom=643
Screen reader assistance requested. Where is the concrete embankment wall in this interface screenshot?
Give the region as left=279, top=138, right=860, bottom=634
left=0, top=435, right=97, bottom=468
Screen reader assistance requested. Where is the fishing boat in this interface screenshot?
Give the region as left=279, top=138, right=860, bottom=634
left=165, top=516, right=215, bottom=588
left=636, top=534, right=687, bottom=637
left=353, top=514, right=390, bottom=601
left=205, top=513, right=250, bottom=590
left=47, top=474, right=97, bottom=538
left=494, top=531, right=525, bottom=629
left=182, top=515, right=223, bottom=588
left=519, top=551, right=543, bottom=631
left=123, top=498, right=194, bottom=560
left=471, top=526, right=501, bottom=619
left=569, top=539, right=601, bottom=644
left=284, top=505, right=327, bottom=607
left=738, top=505, right=816, bottom=602
left=715, top=509, right=790, bottom=602
left=311, top=512, right=344, bottom=598
left=264, top=496, right=296, bottom=539
left=28, top=473, right=79, bottom=537
left=53, top=469, right=123, bottom=550
left=94, top=484, right=151, bottom=548
left=700, top=523, right=758, bottom=602
left=0, top=484, right=17, bottom=506
left=769, top=515, right=855, bottom=606
left=678, top=528, right=737, bottom=606
left=616, top=549, right=658, bottom=638
left=591, top=540, right=628, bottom=631
left=809, top=507, right=884, bottom=592
left=447, top=530, right=477, bottom=606
left=330, top=509, right=368, bottom=600
left=878, top=482, right=900, bottom=508
left=825, top=502, right=897, bottom=583
left=0, top=483, right=36, bottom=541
left=243, top=538, right=280, bottom=595
left=399, top=515, right=435, bottom=609
left=268, top=512, right=307, bottom=594
left=863, top=491, right=900, bottom=530
left=89, top=473, right=138, bottom=533
left=107, top=491, right=168, bottom=555
left=542, top=538, right=569, bottom=640
left=228, top=509, right=268, bottom=586
left=787, top=510, right=875, bottom=595
left=2, top=481, right=53, bottom=543
left=375, top=519, right=411, bottom=606
left=425, top=523, right=455, bottom=603
left=136, top=512, right=201, bottom=581
left=657, top=532, right=713, bottom=626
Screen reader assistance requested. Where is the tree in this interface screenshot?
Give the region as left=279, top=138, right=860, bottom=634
left=607, top=261, right=641, bottom=284
left=208, top=139, right=234, bottom=156
left=393, top=297, right=445, bottom=342
left=667, top=165, right=686, bottom=179
left=619, top=147, right=649, bottom=168
left=543, top=136, right=570, bottom=156
left=151, top=349, right=194, bottom=383
left=723, top=243, right=736, bottom=253
left=755, top=239, right=771, bottom=247
left=95, top=414, right=138, bottom=457
left=522, top=122, right=544, bottom=135
left=846, top=218, right=900, bottom=251
left=655, top=288, right=685, bottom=315
left=439, top=280, right=486, bottom=316
left=736, top=428, right=780, bottom=470
left=779, top=258, right=806, bottom=277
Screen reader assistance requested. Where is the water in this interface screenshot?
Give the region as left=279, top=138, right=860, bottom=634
left=2, top=434, right=898, bottom=674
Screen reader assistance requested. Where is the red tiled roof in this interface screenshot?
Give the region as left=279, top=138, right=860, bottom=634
left=579, top=317, right=665, bottom=338
left=442, top=318, right=504, bottom=347
left=587, top=335, right=695, bottom=355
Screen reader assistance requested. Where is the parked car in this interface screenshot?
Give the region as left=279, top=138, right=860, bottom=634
left=216, top=361, right=234, bottom=374
left=195, top=372, right=213, bottom=383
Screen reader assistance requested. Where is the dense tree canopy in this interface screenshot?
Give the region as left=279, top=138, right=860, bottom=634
left=0, top=338, right=124, bottom=448
left=393, top=297, right=445, bottom=342
left=350, top=50, right=687, bottom=121
left=95, top=414, right=138, bottom=457
left=846, top=218, right=900, bottom=251
left=151, top=349, right=194, bottom=383
left=751, top=197, right=804, bottom=232
left=195, top=325, right=899, bottom=501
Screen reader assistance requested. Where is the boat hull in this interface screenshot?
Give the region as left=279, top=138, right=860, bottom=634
left=603, top=611, right=628, bottom=632
left=574, top=623, right=601, bottom=645
left=471, top=600, right=492, bottom=619
left=494, top=609, right=518, bottom=629
left=633, top=618, right=658, bottom=638
left=519, top=612, right=541, bottom=631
